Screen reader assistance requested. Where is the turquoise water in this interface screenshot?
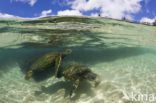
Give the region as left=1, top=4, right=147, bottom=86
left=0, top=17, right=156, bottom=103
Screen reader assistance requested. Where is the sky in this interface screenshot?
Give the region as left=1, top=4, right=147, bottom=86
left=0, top=0, right=155, bottom=23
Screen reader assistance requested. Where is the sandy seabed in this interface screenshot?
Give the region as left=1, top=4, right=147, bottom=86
left=1, top=17, right=156, bottom=103
left=0, top=49, right=156, bottom=103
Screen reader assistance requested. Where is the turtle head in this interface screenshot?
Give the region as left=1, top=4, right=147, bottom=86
left=62, top=49, right=72, bottom=56
left=87, top=72, right=101, bottom=87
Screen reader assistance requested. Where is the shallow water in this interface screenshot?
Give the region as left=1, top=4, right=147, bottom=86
left=0, top=16, right=156, bottom=103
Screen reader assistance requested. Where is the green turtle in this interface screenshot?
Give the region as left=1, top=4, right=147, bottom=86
left=62, top=64, right=101, bottom=97
left=25, top=49, right=72, bottom=80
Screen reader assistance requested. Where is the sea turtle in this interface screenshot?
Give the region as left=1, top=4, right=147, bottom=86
left=62, top=64, right=101, bottom=97
left=25, top=49, right=72, bottom=80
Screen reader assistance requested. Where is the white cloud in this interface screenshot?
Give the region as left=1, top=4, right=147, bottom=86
left=0, top=12, right=40, bottom=19
left=10, top=0, right=37, bottom=6
left=0, top=12, right=19, bottom=19
left=68, top=0, right=142, bottom=19
left=29, top=0, right=37, bottom=6
left=57, top=10, right=82, bottom=16
left=40, top=9, right=52, bottom=17
left=140, top=17, right=156, bottom=25
left=91, top=13, right=99, bottom=17
left=144, top=0, right=150, bottom=5
left=0, top=10, right=52, bottom=19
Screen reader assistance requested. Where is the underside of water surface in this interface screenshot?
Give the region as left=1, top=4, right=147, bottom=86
left=0, top=16, right=156, bottom=103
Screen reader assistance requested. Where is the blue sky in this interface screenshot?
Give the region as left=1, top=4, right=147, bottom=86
left=0, top=0, right=155, bottom=23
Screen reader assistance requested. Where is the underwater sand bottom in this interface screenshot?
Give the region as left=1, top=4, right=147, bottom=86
left=0, top=54, right=156, bottom=103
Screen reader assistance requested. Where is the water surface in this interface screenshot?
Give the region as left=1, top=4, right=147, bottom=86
left=0, top=16, right=156, bottom=103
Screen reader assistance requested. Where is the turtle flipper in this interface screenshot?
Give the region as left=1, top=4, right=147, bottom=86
left=70, top=79, right=80, bottom=97
left=25, top=70, right=33, bottom=80
left=54, top=54, right=62, bottom=77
